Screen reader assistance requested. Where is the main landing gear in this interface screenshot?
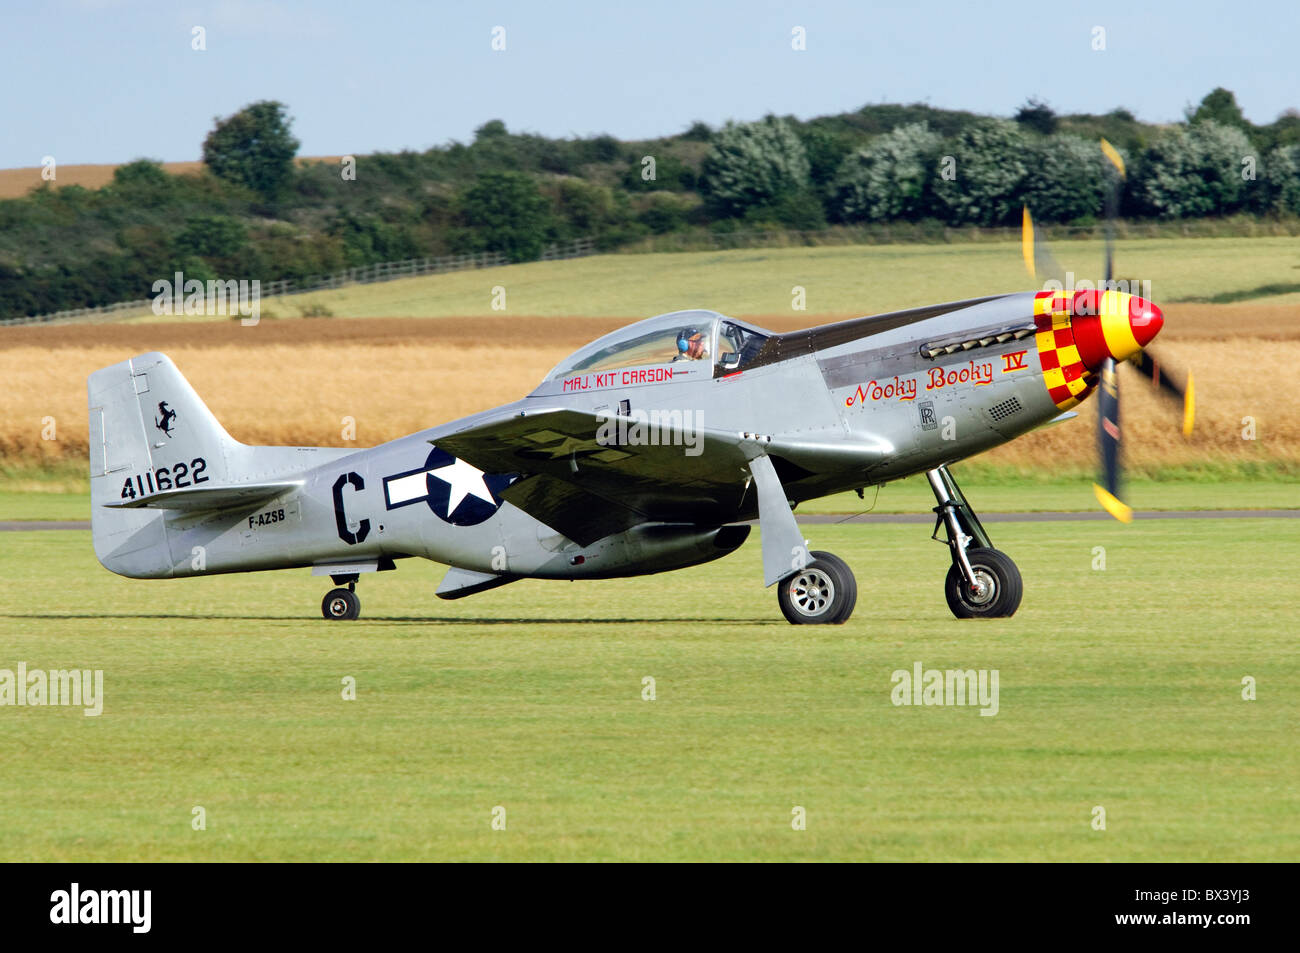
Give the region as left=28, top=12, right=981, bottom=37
left=778, top=551, right=858, bottom=625
left=322, top=575, right=361, bottom=620
left=927, top=465, right=1022, bottom=619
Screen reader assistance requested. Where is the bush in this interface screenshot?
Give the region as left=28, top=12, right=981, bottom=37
left=831, top=122, right=943, bottom=222
left=638, top=193, right=693, bottom=233
left=1020, top=134, right=1114, bottom=223
left=699, top=116, right=811, bottom=218
left=109, top=159, right=176, bottom=209
left=680, top=121, right=713, bottom=142
left=1130, top=121, right=1253, bottom=218
left=202, top=101, right=300, bottom=200
left=555, top=179, right=623, bottom=235
left=1256, top=145, right=1300, bottom=214
left=932, top=120, right=1030, bottom=225
left=799, top=126, right=856, bottom=189
left=1187, top=88, right=1249, bottom=131
left=744, top=190, right=827, bottom=229
left=1015, top=98, right=1058, bottom=135
left=454, top=171, right=554, bottom=262
left=175, top=215, right=249, bottom=259
left=621, top=153, right=697, bottom=192
left=327, top=212, right=421, bottom=267
left=578, top=135, right=623, bottom=164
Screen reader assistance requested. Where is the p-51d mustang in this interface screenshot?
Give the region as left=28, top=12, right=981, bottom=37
left=88, top=151, right=1192, bottom=625
left=89, top=282, right=1190, bottom=625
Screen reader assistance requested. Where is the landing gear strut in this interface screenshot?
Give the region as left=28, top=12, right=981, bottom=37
left=926, top=466, right=1022, bottom=619
left=322, top=575, right=361, bottom=620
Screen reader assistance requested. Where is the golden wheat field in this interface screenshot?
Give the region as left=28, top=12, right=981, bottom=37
left=1, top=304, right=1297, bottom=471
left=0, top=157, right=343, bottom=198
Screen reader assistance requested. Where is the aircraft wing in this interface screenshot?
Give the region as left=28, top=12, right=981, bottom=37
left=435, top=407, right=753, bottom=542
left=435, top=407, right=887, bottom=547
left=499, top=473, right=651, bottom=546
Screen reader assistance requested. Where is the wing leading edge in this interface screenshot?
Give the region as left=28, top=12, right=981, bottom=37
left=435, top=407, right=887, bottom=549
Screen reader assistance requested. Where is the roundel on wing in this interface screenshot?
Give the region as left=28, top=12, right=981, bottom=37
left=421, top=446, right=516, bottom=526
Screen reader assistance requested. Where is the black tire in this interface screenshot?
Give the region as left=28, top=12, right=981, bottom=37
left=944, top=547, right=1022, bottom=619
left=322, top=588, right=361, bottom=620
left=778, top=550, right=857, bottom=625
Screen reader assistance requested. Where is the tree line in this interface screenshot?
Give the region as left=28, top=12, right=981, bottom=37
left=1, top=88, right=1297, bottom=320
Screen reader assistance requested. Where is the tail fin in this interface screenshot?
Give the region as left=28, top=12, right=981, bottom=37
left=90, top=352, right=238, bottom=483
left=88, top=352, right=243, bottom=576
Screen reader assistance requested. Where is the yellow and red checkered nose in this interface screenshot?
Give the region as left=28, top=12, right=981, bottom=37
left=1032, top=289, right=1164, bottom=411
left=1069, top=290, right=1164, bottom=369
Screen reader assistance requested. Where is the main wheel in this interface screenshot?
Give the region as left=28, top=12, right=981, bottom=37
left=322, top=588, right=361, bottom=620
left=778, top=551, right=858, bottom=625
left=944, top=547, right=1022, bottom=619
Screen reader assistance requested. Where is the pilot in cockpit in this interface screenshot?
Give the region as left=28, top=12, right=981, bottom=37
left=673, top=328, right=709, bottom=361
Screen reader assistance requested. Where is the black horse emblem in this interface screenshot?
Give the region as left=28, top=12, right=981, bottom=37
left=155, top=401, right=177, bottom=438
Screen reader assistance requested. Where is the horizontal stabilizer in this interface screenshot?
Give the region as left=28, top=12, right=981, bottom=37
left=105, top=480, right=302, bottom=512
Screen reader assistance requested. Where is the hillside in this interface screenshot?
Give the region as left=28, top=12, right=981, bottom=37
left=1, top=89, right=1298, bottom=321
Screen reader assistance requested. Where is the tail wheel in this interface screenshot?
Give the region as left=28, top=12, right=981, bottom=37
left=322, top=588, right=361, bottom=621
left=778, top=551, right=857, bottom=625
left=944, top=548, right=1022, bottom=619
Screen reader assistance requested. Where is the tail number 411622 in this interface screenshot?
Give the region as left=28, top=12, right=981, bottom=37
left=120, top=457, right=208, bottom=499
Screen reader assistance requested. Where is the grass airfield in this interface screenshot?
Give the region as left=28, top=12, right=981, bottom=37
left=3, top=235, right=1297, bottom=861
left=1, top=519, right=1295, bottom=862
left=2, top=468, right=1295, bottom=523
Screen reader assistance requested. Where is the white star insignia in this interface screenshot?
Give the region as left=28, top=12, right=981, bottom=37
left=428, top=457, right=496, bottom=513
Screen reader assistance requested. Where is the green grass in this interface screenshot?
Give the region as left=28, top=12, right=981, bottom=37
left=1177, top=281, right=1300, bottom=304
left=3, top=466, right=1297, bottom=523
left=0, top=491, right=89, bottom=521
left=1, top=521, right=1296, bottom=861
left=120, top=236, right=1300, bottom=322
left=802, top=471, right=1300, bottom=515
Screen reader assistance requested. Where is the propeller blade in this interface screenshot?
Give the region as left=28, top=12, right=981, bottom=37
left=1100, top=137, right=1125, bottom=287
left=1100, top=138, right=1127, bottom=177
left=1094, top=140, right=1132, bottom=522
left=1020, top=206, right=1066, bottom=287
left=1126, top=349, right=1195, bottom=435
left=1093, top=357, right=1132, bottom=522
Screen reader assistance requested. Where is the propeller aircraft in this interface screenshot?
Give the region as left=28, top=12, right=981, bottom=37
left=87, top=142, right=1192, bottom=625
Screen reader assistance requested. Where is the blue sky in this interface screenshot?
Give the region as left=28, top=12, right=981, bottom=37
left=2, top=0, right=1296, bottom=168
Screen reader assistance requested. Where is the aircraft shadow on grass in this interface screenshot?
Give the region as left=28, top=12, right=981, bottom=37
left=2, top=613, right=783, bottom=626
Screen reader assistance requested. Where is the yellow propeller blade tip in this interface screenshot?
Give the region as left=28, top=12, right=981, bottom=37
left=1100, top=138, right=1126, bottom=178
left=1183, top=370, right=1195, bottom=437
left=1021, top=206, right=1036, bottom=279
left=1093, top=483, right=1133, bottom=523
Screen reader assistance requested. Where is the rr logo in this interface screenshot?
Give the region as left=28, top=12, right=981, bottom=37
left=1002, top=350, right=1029, bottom=373
left=918, top=400, right=938, bottom=431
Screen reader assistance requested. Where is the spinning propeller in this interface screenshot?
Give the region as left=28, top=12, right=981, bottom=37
left=1021, top=139, right=1195, bottom=522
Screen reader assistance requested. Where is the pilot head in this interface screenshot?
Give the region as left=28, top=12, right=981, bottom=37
left=676, top=328, right=708, bottom=360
